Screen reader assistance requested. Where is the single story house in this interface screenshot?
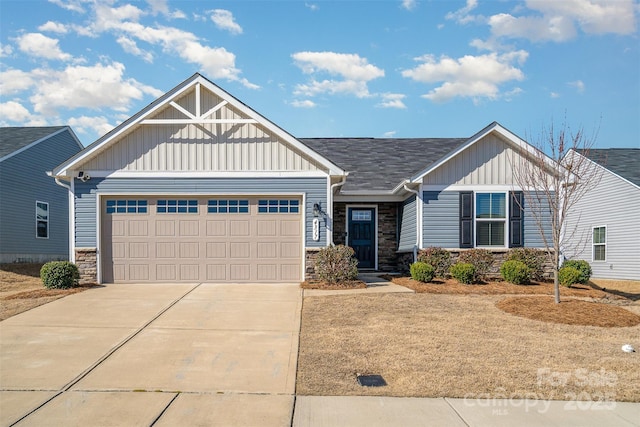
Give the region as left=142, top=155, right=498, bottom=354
left=51, top=73, right=553, bottom=284
left=0, top=127, right=83, bottom=263
left=564, top=148, right=640, bottom=280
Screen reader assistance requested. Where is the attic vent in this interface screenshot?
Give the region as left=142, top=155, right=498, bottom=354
left=356, top=374, right=387, bottom=387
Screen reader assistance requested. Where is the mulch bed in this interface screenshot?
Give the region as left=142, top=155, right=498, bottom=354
left=497, top=296, right=640, bottom=327
left=300, top=280, right=367, bottom=290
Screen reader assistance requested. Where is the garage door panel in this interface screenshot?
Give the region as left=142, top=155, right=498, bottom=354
left=103, top=197, right=303, bottom=283
left=156, top=220, right=175, bottom=236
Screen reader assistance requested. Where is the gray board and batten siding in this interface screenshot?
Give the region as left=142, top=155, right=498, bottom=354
left=0, top=127, right=82, bottom=263
left=422, top=190, right=551, bottom=249
left=74, top=176, right=328, bottom=249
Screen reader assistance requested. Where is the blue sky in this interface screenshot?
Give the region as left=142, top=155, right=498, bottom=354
left=1, top=0, right=638, bottom=148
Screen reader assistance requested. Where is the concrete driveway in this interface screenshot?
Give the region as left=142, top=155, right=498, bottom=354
left=0, top=283, right=301, bottom=426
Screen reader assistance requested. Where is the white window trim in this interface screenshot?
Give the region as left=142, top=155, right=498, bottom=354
left=36, top=201, right=49, bottom=239
left=474, top=191, right=508, bottom=248
left=592, top=225, right=607, bottom=262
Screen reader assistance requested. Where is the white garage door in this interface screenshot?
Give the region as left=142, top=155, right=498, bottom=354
left=101, top=197, right=303, bottom=283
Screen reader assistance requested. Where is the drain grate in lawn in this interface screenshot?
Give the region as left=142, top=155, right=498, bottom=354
left=357, top=374, right=387, bottom=387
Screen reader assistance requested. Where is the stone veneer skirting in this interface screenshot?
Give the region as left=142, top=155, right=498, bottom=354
left=75, top=248, right=97, bottom=284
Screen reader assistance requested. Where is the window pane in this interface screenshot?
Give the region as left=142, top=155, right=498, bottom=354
left=476, top=194, right=491, bottom=218
left=36, top=202, right=48, bottom=220
left=594, top=245, right=606, bottom=261
left=491, top=193, right=505, bottom=218
left=476, top=221, right=504, bottom=246
left=37, top=221, right=48, bottom=238
left=593, top=227, right=606, bottom=244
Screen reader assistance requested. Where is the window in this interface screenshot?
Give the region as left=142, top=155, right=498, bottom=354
left=475, top=193, right=506, bottom=247
left=593, top=226, right=606, bottom=261
left=157, top=199, right=198, bottom=214
left=208, top=199, right=249, bottom=213
left=258, top=199, right=299, bottom=213
left=351, top=210, right=372, bottom=221
left=36, top=201, right=48, bottom=239
left=106, top=200, right=148, bottom=214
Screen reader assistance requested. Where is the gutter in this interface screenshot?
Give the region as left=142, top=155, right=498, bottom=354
left=48, top=172, right=74, bottom=262
left=329, top=175, right=348, bottom=245
left=403, top=181, right=420, bottom=263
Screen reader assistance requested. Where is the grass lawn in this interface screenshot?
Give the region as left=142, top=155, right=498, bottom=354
left=297, top=277, right=640, bottom=402
left=0, top=263, right=92, bottom=321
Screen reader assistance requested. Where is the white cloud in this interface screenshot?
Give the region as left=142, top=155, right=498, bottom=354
left=146, top=0, right=185, bottom=19
left=292, top=51, right=384, bottom=98
left=445, top=0, right=481, bottom=24
left=488, top=13, right=577, bottom=42
left=210, top=9, right=243, bottom=35
left=116, top=36, right=154, bottom=62
left=48, top=0, right=87, bottom=13
left=305, top=3, right=319, bottom=12
left=402, top=51, right=528, bottom=102
left=28, top=62, right=163, bottom=115
left=0, top=69, right=36, bottom=95
left=0, top=101, right=31, bottom=122
left=68, top=115, right=114, bottom=136
left=0, top=43, right=13, bottom=57
left=377, top=93, right=407, bottom=109
left=568, top=80, right=586, bottom=93
left=550, top=92, right=560, bottom=98
left=38, top=21, right=69, bottom=34
left=401, top=0, right=417, bottom=12
left=291, top=99, right=316, bottom=108
left=383, top=130, right=397, bottom=137
left=15, top=33, right=72, bottom=61
left=486, top=0, right=636, bottom=43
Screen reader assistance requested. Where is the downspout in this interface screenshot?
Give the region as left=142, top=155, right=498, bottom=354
left=329, top=175, right=348, bottom=245
left=49, top=173, right=74, bottom=262
left=403, top=182, right=420, bottom=263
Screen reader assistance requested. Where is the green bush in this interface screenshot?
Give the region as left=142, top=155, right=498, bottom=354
left=506, top=248, right=546, bottom=281
left=40, top=261, right=80, bottom=289
left=458, top=249, right=494, bottom=282
left=314, top=245, right=359, bottom=283
left=500, top=260, right=531, bottom=285
left=450, top=263, right=476, bottom=285
left=410, top=262, right=435, bottom=283
left=562, top=260, right=592, bottom=284
left=417, top=247, right=452, bottom=278
left=559, top=266, right=582, bottom=288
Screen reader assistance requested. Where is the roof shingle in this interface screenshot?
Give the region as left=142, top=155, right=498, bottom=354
left=0, top=127, right=67, bottom=159
left=577, top=148, right=640, bottom=187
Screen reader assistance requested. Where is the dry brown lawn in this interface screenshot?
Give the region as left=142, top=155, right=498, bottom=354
left=0, top=263, right=92, bottom=321
left=297, top=288, right=640, bottom=401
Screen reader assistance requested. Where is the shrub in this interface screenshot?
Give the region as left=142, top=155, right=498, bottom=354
left=417, top=247, right=452, bottom=278
left=40, top=261, right=80, bottom=289
left=559, top=266, right=582, bottom=288
left=500, top=260, right=531, bottom=285
left=458, top=249, right=494, bottom=282
left=314, top=245, right=359, bottom=283
left=562, top=260, right=592, bottom=284
left=506, top=248, right=546, bottom=281
left=450, top=263, right=476, bottom=285
left=410, top=262, right=435, bottom=283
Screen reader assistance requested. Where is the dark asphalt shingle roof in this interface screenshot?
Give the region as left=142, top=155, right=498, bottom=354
left=300, top=137, right=468, bottom=192
left=0, top=126, right=67, bottom=159
left=577, top=148, right=640, bottom=187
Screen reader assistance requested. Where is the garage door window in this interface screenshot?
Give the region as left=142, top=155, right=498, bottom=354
left=258, top=199, right=299, bottom=213
left=106, top=200, right=148, bottom=214
left=157, top=199, right=197, bottom=213
left=208, top=199, right=249, bottom=213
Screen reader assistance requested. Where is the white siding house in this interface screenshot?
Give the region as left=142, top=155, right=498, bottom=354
left=564, top=149, right=640, bottom=280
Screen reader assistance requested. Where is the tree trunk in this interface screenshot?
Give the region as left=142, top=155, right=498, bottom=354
left=553, top=268, right=560, bottom=304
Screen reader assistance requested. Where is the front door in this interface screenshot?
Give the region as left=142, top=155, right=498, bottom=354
left=348, top=207, right=376, bottom=269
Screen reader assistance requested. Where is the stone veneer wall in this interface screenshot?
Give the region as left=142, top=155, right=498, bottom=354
left=399, top=248, right=555, bottom=280
left=305, top=248, right=320, bottom=280
left=75, top=248, right=97, bottom=284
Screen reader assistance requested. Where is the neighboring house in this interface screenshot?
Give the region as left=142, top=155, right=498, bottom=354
left=51, top=73, right=553, bottom=284
left=564, top=149, right=640, bottom=280
left=0, top=127, right=83, bottom=263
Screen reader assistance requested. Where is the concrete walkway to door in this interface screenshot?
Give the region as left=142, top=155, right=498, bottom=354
left=0, top=283, right=301, bottom=426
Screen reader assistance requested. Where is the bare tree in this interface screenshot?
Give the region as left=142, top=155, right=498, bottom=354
left=510, top=119, right=602, bottom=303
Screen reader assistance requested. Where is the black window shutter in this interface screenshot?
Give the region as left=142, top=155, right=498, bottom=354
left=509, top=191, right=524, bottom=247
left=459, top=192, right=473, bottom=248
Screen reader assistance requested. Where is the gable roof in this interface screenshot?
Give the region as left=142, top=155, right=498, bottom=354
left=576, top=148, right=640, bottom=188
left=300, top=137, right=467, bottom=193
left=53, top=73, right=345, bottom=178
left=0, top=126, right=72, bottom=161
